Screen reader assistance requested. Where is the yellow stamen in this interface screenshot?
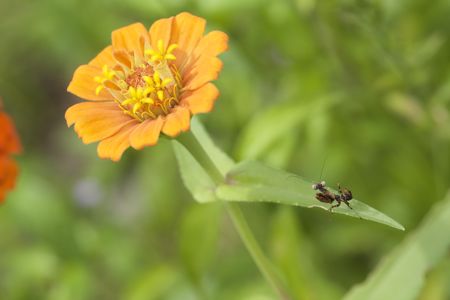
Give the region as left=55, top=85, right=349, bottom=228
left=122, top=98, right=135, bottom=106
left=157, top=40, right=164, bottom=54
left=132, top=102, right=142, bottom=114
left=167, top=44, right=178, bottom=53
left=161, top=78, right=172, bottom=87
left=141, top=98, right=154, bottom=104
left=129, top=86, right=137, bottom=98
left=143, top=86, right=155, bottom=95
left=153, top=72, right=161, bottom=85
left=143, top=76, right=153, bottom=85
left=165, top=54, right=176, bottom=61
left=145, top=40, right=179, bottom=63
left=157, top=90, right=164, bottom=101
left=94, top=64, right=116, bottom=95
left=95, top=85, right=104, bottom=95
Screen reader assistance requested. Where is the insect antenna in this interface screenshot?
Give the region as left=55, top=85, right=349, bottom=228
left=316, top=156, right=335, bottom=223
left=318, top=156, right=328, bottom=182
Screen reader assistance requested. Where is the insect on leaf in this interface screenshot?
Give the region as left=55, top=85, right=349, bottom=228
left=216, top=161, right=405, bottom=230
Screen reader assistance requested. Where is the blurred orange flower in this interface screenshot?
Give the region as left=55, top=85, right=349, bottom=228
left=0, top=157, right=19, bottom=203
left=66, top=12, right=228, bottom=161
left=0, top=101, right=21, bottom=203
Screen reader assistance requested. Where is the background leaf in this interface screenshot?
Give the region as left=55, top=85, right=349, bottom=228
left=343, top=190, right=450, bottom=300
left=178, top=203, right=222, bottom=290
left=269, top=207, right=342, bottom=300
left=235, top=94, right=340, bottom=162
left=124, top=265, right=179, bottom=300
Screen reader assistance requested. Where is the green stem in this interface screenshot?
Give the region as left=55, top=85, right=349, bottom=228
left=176, top=131, right=291, bottom=300
left=225, top=202, right=291, bottom=300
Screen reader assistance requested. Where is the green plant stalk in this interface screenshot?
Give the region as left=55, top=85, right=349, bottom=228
left=177, top=131, right=291, bottom=300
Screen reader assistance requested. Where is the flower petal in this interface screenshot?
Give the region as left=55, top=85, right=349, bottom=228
left=0, top=112, right=21, bottom=154
left=88, top=46, right=115, bottom=68
left=112, top=23, right=149, bottom=57
left=97, top=121, right=138, bottom=161
left=113, top=49, right=133, bottom=69
left=182, top=31, right=229, bottom=75
left=65, top=101, right=119, bottom=126
left=181, top=31, right=228, bottom=90
left=170, top=12, right=206, bottom=69
left=149, top=17, right=174, bottom=52
left=182, top=57, right=223, bottom=91
left=181, top=83, right=219, bottom=114
left=194, top=31, right=229, bottom=59
left=67, top=65, right=114, bottom=101
left=129, top=117, right=164, bottom=150
left=162, top=106, right=191, bottom=137
left=65, top=102, right=135, bottom=144
left=0, top=157, right=18, bottom=203
left=173, top=12, right=206, bottom=56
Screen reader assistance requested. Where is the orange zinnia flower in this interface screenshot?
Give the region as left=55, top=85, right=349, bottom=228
left=66, top=12, right=228, bottom=161
left=0, top=100, right=21, bottom=203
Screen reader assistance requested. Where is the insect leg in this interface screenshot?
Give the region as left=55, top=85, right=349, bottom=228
left=329, top=199, right=341, bottom=211
left=343, top=200, right=353, bottom=209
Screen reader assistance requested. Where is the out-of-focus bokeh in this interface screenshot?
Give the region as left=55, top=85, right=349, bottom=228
left=0, top=0, right=449, bottom=299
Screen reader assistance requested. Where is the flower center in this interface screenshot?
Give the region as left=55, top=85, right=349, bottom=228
left=94, top=40, right=182, bottom=121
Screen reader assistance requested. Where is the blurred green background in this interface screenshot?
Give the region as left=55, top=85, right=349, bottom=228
left=1, top=0, right=449, bottom=299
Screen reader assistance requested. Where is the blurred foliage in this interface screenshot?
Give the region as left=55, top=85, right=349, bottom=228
left=0, top=0, right=449, bottom=299
left=344, top=191, right=450, bottom=300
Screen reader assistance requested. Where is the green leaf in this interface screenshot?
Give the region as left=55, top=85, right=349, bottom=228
left=235, top=95, right=339, bottom=161
left=172, top=117, right=235, bottom=203
left=172, top=141, right=215, bottom=203
left=216, top=161, right=405, bottom=230
left=343, top=190, right=450, bottom=300
left=125, top=265, right=179, bottom=300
